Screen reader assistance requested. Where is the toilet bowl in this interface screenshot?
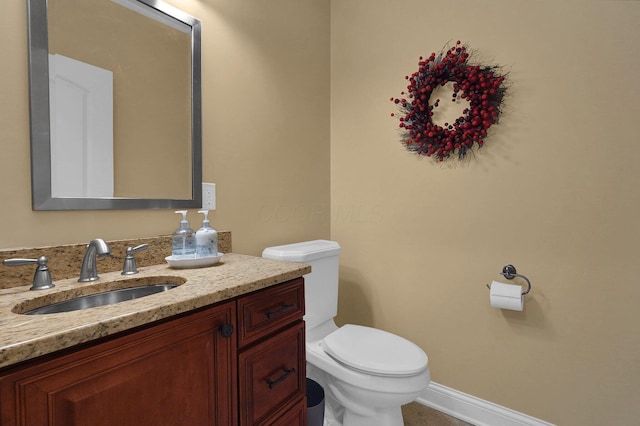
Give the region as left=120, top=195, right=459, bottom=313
left=263, top=240, right=430, bottom=426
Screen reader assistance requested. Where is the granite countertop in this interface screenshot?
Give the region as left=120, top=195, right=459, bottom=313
left=0, top=253, right=310, bottom=369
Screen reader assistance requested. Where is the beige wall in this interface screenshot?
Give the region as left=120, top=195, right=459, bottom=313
left=0, top=0, right=330, bottom=253
left=331, top=1, right=640, bottom=425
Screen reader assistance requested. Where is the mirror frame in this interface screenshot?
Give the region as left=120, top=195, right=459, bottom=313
left=27, top=0, right=202, bottom=210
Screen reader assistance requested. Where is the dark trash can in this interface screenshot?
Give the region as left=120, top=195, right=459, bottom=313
left=306, top=378, right=325, bottom=426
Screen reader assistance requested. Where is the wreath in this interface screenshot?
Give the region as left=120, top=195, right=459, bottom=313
left=390, top=41, right=508, bottom=161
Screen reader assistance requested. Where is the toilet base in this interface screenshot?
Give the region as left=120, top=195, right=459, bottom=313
left=342, top=406, right=403, bottom=426
left=307, top=363, right=421, bottom=426
left=324, top=380, right=406, bottom=426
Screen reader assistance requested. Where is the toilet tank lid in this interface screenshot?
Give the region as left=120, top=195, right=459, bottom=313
left=262, top=240, right=342, bottom=262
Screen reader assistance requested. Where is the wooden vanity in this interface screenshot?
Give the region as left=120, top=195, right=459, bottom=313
left=0, top=253, right=309, bottom=425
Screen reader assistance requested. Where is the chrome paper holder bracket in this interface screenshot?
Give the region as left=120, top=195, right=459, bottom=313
left=486, top=264, right=532, bottom=295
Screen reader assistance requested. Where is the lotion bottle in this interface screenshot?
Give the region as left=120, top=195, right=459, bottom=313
left=172, top=210, right=195, bottom=259
left=195, top=210, right=218, bottom=258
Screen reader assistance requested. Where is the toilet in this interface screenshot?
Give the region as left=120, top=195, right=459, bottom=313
left=262, top=240, right=430, bottom=426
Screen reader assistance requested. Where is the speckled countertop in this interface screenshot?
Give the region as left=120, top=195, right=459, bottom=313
left=0, top=253, right=310, bottom=370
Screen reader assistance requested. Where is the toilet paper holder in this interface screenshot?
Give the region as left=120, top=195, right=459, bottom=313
left=486, top=264, right=532, bottom=295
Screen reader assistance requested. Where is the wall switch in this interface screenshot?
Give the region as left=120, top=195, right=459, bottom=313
left=202, top=183, right=216, bottom=210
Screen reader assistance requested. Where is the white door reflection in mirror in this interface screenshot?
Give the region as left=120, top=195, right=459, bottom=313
left=49, top=53, right=113, bottom=198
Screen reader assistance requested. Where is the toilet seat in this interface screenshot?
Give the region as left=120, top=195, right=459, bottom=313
left=321, top=324, right=428, bottom=377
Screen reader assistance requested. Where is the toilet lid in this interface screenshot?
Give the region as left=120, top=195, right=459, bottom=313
left=321, top=324, right=428, bottom=377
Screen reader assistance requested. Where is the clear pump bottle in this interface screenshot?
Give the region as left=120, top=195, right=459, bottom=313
left=172, top=210, right=195, bottom=259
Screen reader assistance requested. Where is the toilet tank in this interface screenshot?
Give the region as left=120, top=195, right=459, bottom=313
left=262, top=240, right=342, bottom=331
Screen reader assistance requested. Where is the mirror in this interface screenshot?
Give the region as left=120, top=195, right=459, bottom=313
left=27, top=0, right=202, bottom=210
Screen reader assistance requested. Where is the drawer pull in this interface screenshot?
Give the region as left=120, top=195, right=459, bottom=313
left=265, top=303, right=295, bottom=319
left=266, top=367, right=296, bottom=389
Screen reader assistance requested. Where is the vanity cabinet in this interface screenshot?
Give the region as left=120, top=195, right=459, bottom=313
left=0, top=278, right=306, bottom=426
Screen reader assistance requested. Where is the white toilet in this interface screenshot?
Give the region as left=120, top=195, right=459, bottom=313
left=262, top=240, right=430, bottom=426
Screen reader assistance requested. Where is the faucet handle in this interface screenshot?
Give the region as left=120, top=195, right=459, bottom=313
left=121, top=244, right=149, bottom=275
left=3, top=256, right=55, bottom=291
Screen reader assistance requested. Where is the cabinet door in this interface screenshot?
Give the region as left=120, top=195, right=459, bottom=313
left=0, top=302, right=237, bottom=426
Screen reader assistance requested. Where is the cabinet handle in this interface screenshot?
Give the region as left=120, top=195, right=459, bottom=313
left=265, top=367, right=296, bottom=389
left=265, top=303, right=295, bottom=319
left=220, top=323, right=234, bottom=338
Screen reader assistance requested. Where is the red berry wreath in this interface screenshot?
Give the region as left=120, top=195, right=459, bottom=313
left=391, top=41, right=508, bottom=161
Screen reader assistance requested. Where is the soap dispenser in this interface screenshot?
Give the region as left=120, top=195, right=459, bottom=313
left=172, top=210, right=195, bottom=259
left=195, top=210, right=218, bottom=258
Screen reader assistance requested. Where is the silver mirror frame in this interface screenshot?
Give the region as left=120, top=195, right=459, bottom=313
left=27, top=0, right=202, bottom=210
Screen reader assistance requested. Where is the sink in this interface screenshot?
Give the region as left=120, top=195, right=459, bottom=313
left=24, top=285, right=178, bottom=315
left=13, top=276, right=186, bottom=315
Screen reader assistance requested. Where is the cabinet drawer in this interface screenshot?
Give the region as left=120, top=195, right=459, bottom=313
left=238, top=278, right=304, bottom=347
left=239, top=322, right=305, bottom=426
left=269, top=397, right=306, bottom=426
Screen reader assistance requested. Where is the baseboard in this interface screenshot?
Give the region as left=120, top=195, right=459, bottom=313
left=416, top=382, right=555, bottom=426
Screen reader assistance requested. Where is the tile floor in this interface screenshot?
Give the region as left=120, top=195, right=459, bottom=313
left=402, top=402, right=473, bottom=426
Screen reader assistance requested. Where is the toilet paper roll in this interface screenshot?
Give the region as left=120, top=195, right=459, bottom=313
left=489, top=280, right=524, bottom=311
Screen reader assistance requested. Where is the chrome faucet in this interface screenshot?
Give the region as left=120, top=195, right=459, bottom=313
left=78, top=239, right=111, bottom=282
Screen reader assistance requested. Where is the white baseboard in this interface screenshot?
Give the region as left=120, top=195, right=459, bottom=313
left=416, top=382, right=555, bottom=426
